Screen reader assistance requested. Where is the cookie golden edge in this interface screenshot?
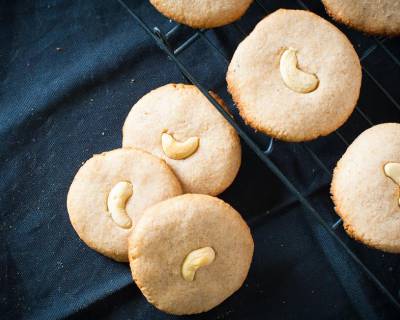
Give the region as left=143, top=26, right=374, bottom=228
left=66, top=147, right=183, bottom=263
left=226, top=9, right=362, bottom=142
left=207, top=90, right=242, bottom=196
left=122, top=83, right=242, bottom=196
left=322, top=1, right=400, bottom=37
left=149, top=0, right=253, bottom=29
left=227, top=74, right=355, bottom=142
left=128, top=194, right=254, bottom=315
left=331, top=148, right=400, bottom=254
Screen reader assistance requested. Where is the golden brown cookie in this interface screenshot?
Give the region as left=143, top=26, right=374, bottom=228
left=129, top=194, right=254, bottom=315
left=122, top=83, right=241, bottom=196
left=322, top=0, right=400, bottom=36
left=331, top=123, right=400, bottom=253
left=227, top=9, right=361, bottom=142
left=66, top=148, right=182, bottom=262
left=149, top=0, right=253, bottom=28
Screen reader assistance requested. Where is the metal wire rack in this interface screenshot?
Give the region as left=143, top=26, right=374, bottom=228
left=118, top=0, right=400, bottom=312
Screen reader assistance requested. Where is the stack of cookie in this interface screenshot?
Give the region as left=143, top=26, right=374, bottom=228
left=67, top=3, right=400, bottom=316
left=67, top=84, right=254, bottom=315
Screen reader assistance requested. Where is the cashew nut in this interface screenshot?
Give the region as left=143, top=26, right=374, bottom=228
left=107, top=181, right=133, bottom=228
left=384, top=162, right=400, bottom=206
left=280, top=48, right=319, bottom=93
left=161, top=132, right=199, bottom=160
left=181, top=247, right=215, bottom=281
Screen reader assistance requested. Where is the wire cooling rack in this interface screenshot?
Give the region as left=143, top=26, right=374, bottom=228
left=118, top=0, right=400, bottom=312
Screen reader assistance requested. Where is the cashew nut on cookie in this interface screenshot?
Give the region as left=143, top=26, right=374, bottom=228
left=107, top=181, right=133, bottom=228
left=181, top=247, right=216, bottom=281
left=384, top=162, right=400, bottom=206
left=161, top=132, right=199, bottom=160
left=280, top=48, right=319, bottom=93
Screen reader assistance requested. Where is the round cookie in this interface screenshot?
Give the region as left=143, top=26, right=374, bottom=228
left=149, top=0, right=253, bottom=29
left=227, top=9, right=361, bottom=142
left=331, top=123, right=400, bottom=253
left=67, top=148, right=182, bottom=262
left=129, top=194, right=254, bottom=315
left=322, top=0, right=400, bottom=36
left=122, top=83, right=241, bottom=195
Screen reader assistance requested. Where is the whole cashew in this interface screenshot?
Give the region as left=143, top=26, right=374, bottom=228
left=181, top=247, right=215, bottom=281
left=161, top=132, right=199, bottom=160
left=384, top=162, right=400, bottom=206
left=107, top=181, right=133, bottom=228
left=280, top=48, right=319, bottom=94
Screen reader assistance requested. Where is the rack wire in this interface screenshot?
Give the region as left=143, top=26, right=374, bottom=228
left=118, top=0, right=400, bottom=311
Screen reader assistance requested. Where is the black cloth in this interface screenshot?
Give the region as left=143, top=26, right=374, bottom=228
left=1, top=1, right=400, bottom=319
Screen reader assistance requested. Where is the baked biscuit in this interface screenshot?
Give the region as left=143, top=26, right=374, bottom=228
left=322, top=0, right=400, bottom=36
left=129, top=194, right=254, bottom=315
left=331, top=123, right=400, bottom=253
left=149, top=0, right=253, bottom=28
left=122, top=83, right=241, bottom=195
left=67, top=148, right=182, bottom=262
left=227, top=9, right=361, bottom=142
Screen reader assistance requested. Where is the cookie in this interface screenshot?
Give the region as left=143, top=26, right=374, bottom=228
left=322, top=0, right=400, bottom=36
left=129, top=194, right=254, bottom=315
left=67, top=148, right=182, bottom=262
left=331, top=123, right=400, bottom=253
left=227, top=9, right=361, bottom=142
left=149, top=0, right=253, bottom=29
left=122, top=83, right=241, bottom=195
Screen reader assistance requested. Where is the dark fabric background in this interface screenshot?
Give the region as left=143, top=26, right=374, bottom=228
left=1, top=0, right=399, bottom=319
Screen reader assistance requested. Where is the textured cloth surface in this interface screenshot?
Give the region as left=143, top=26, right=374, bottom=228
left=1, top=0, right=400, bottom=319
